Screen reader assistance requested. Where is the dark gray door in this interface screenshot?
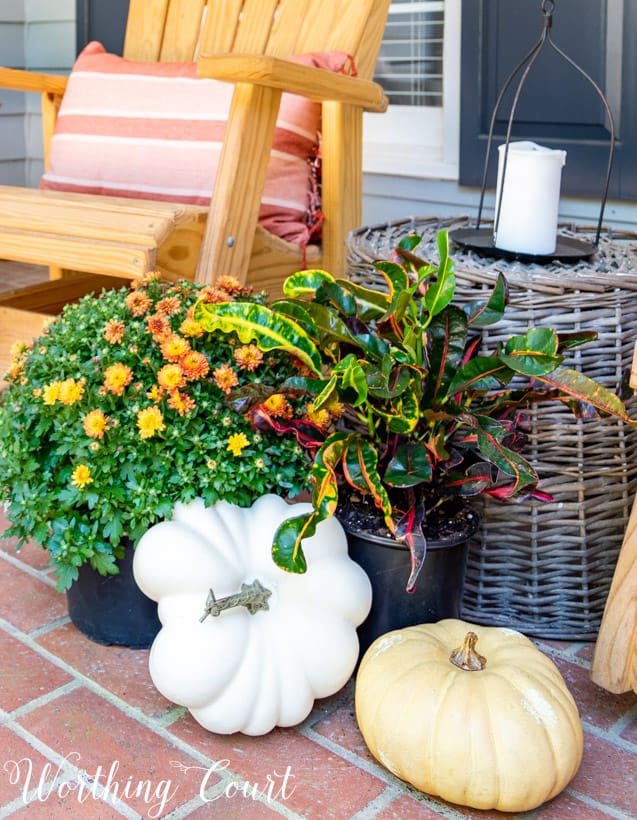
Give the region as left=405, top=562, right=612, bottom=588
left=76, top=0, right=130, bottom=55
left=459, top=0, right=636, bottom=201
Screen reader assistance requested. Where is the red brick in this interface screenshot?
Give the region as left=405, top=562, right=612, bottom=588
left=575, top=643, right=596, bottom=663
left=311, top=700, right=377, bottom=765
left=8, top=793, right=122, bottom=818
left=0, top=726, right=52, bottom=805
left=0, top=631, right=72, bottom=711
left=0, top=558, right=67, bottom=633
left=377, top=794, right=449, bottom=818
left=0, top=522, right=51, bottom=572
left=16, top=688, right=206, bottom=817
left=533, top=791, right=622, bottom=819
left=170, top=714, right=386, bottom=819
left=186, top=794, right=290, bottom=818
left=550, top=655, right=635, bottom=731
left=567, top=732, right=637, bottom=816
left=619, top=713, right=637, bottom=744
left=36, top=622, right=171, bottom=717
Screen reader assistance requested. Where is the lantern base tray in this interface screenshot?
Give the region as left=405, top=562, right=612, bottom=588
left=448, top=228, right=596, bottom=265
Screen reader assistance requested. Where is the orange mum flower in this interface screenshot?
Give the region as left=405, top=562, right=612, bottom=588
left=103, top=319, right=125, bottom=344
left=180, top=350, right=209, bottom=381
left=156, top=296, right=182, bottom=316
left=83, top=409, right=109, bottom=439
left=234, top=344, right=264, bottom=372
left=125, top=290, right=152, bottom=317
left=200, top=286, right=234, bottom=304
left=103, top=363, right=133, bottom=396
left=167, top=390, right=196, bottom=416
left=146, top=313, right=171, bottom=341
left=131, top=271, right=161, bottom=289
left=213, top=364, right=239, bottom=394
left=263, top=393, right=293, bottom=419
left=160, top=333, right=190, bottom=362
left=157, top=363, right=186, bottom=391
left=215, top=275, right=243, bottom=296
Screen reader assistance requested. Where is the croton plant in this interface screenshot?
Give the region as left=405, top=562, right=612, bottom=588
left=195, top=230, right=636, bottom=590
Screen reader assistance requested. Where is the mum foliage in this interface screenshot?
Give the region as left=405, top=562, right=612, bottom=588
left=0, top=275, right=311, bottom=590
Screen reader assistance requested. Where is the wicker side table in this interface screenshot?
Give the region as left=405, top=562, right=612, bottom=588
left=347, top=216, right=637, bottom=639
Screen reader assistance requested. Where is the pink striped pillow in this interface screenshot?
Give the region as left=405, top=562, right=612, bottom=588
left=39, top=41, right=354, bottom=246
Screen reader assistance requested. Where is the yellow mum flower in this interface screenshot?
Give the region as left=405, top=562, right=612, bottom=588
left=103, top=363, right=133, bottom=396
left=9, top=340, right=29, bottom=358
left=58, top=378, right=85, bottom=406
left=157, top=363, right=186, bottom=391
left=137, top=406, right=166, bottom=439
left=83, top=409, right=109, bottom=439
left=305, top=403, right=331, bottom=429
left=179, top=317, right=204, bottom=338
left=227, top=432, right=250, bottom=456
left=42, top=381, right=62, bottom=405
left=146, top=384, right=164, bottom=402
left=71, top=464, right=93, bottom=489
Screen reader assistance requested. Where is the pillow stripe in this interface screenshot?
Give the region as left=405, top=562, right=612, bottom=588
left=39, top=41, right=354, bottom=245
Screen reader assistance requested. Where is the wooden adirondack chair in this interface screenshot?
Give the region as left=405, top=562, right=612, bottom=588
left=0, top=0, right=390, bottom=379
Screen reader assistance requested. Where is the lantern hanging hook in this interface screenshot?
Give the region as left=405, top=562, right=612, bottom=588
left=475, top=0, right=615, bottom=248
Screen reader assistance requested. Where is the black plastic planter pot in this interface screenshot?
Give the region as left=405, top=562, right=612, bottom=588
left=66, top=543, right=160, bottom=648
left=346, top=513, right=479, bottom=657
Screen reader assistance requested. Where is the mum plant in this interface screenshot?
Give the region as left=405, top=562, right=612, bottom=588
left=194, top=230, right=636, bottom=591
left=0, top=274, right=312, bottom=590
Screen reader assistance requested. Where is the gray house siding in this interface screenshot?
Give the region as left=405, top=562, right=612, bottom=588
left=0, top=0, right=74, bottom=187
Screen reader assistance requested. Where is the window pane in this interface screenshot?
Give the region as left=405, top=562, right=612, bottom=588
left=374, top=0, right=444, bottom=107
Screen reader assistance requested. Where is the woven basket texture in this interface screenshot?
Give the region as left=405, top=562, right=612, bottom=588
left=347, top=215, right=637, bottom=639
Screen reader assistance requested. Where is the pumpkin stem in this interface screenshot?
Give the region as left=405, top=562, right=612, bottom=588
left=449, top=631, right=487, bottom=671
left=200, top=578, right=272, bottom=622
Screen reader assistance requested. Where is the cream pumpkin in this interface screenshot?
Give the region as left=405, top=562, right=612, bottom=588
left=133, top=494, right=372, bottom=735
left=355, top=619, right=583, bottom=812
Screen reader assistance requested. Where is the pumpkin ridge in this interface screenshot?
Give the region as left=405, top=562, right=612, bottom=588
left=481, top=668, right=577, bottom=805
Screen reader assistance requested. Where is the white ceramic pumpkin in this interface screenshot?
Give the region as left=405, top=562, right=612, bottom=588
left=133, top=494, right=372, bottom=735
left=355, top=619, right=584, bottom=812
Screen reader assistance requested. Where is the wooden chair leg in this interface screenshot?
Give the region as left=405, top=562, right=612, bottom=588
left=591, top=493, right=637, bottom=694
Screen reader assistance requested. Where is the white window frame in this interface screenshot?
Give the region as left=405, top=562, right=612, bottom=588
left=363, top=0, right=461, bottom=180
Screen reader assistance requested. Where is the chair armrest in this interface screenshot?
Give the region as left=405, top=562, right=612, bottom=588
left=197, top=54, right=387, bottom=113
left=0, top=67, right=67, bottom=95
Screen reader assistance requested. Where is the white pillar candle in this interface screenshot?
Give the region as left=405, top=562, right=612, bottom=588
left=493, top=141, right=567, bottom=255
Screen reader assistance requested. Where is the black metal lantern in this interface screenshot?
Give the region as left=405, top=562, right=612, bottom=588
left=449, top=0, right=616, bottom=264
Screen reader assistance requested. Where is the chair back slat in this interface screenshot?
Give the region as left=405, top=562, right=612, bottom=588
left=123, top=0, right=171, bottom=61
left=123, top=0, right=390, bottom=81
left=160, top=0, right=208, bottom=60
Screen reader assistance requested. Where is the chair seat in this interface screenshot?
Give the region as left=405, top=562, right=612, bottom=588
left=0, top=186, right=202, bottom=278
